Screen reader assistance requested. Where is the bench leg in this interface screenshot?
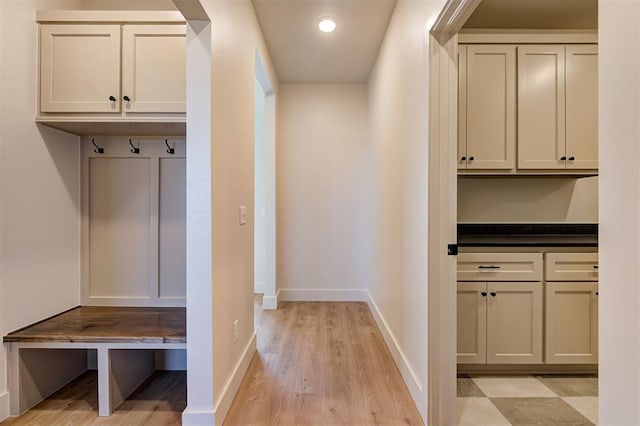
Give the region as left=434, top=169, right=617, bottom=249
left=8, top=344, right=20, bottom=416
left=97, top=347, right=155, bottom=416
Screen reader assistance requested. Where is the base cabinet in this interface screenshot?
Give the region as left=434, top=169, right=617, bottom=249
left=457, top=281, right=543, bottom=364
left=545, top=282, right=598, bottom=364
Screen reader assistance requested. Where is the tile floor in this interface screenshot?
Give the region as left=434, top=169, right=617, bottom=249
left=457, top=374, right=598, bottom=425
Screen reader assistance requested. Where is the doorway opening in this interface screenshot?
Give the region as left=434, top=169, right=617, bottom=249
left=254, top=51, right=277, bottom=310
left=429, top=0, right=599, bottom=424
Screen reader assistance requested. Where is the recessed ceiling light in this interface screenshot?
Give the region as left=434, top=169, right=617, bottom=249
left=318, top=18, right=337, bottom=33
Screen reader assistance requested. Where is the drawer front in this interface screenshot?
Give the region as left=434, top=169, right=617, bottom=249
left=457, top=253, right=543, bottom=281
left=545, top=253, right=599, bottom=281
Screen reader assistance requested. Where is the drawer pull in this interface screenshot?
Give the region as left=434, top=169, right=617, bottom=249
left=490, top=292, right=497, bottom=297
left=593, top=265, right=599, bottom=269
left=480, top=292, right=488, bottom=297
left=478, top=265, right=501, bottom=269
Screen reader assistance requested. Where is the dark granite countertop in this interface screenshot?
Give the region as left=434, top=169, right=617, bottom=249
left=458, top=223, right=598, bottom=247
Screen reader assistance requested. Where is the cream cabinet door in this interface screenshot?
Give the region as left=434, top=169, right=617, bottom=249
left=566, top=45, right=598, bottom=170
left=463, top=45, right=516, bottom=170
left=458, top=45, right=468, bottom=169
left=546, top=282, right=598, bottom=364
left=517, top=45, right=566, bottom=170
left=122, top=25, right=187, bottom=113
left=457, top=282, right=487, bottom=364
left=486, top=282, right=543, bottom=364
left=40, top=25, right=121, bottom=113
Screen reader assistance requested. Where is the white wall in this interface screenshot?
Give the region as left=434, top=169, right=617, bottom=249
left=599, top=1, right=640, bottom=424
left=277, top=84, right=368, bottom=300
left=366, top=0, right=446, bottom=421
left=0, top=0, right=85, bottom=421
left=181, top=1, right=279, bottom=424
left=458, top=176, right=598, bottom=223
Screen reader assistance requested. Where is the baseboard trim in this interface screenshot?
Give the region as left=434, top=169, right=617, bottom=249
left=366, top=291, right=424, bottom=408
left=182, top=408, right=216, bottom=426
left=262, top=290, right=280, bottom=310
left=279, top=288, right=368, bottom=302
left=213, top=333, right=257, bottom=426
left=0, top=392, right=9, bottom=422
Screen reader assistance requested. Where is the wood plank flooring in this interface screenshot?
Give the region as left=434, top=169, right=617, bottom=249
left=1, top=370, right=186, bottom=425
left=224, top=299, right=424, bottom=425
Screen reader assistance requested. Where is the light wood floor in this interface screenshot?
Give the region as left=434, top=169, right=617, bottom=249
left=224, top=299, right=423, bottom=425
left=1, top=370, right=185, bottom=425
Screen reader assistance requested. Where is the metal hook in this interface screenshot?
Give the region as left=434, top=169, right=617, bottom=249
left=129, top=138, right=140, bottom=154
left=91, top=138, right=104, bottom=154
left=165, top=139, right=175, bottom=155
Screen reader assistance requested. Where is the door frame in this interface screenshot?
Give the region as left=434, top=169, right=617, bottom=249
left=427, top=1, right=481, bottom=424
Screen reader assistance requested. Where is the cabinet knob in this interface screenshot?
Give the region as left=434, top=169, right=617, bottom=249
left=481, top=291, right=488, bottom=297
left=469, top=156, right=475, bottom=161
left=560, top=156, right=567, bottom=161
left=568, top=156, right=575, bottom=161
left=595, top=291, right=599, bottom=296
left=461, top=156, right=466, bottom=161
left=123, top=95, right=131, bottom=102
left=109, top=96, right=116, bottom=102
left=490, top=292, right=497, bottom=297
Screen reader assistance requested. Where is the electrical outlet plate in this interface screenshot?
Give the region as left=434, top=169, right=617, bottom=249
left=239, top=206, right=247, bottom=225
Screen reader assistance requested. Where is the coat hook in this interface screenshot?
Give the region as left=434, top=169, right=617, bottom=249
left=129, top=138, right=140, bottom=154
left=91, top=138, right=104, bottom=154
left=165, top=139, right=175, bottom=155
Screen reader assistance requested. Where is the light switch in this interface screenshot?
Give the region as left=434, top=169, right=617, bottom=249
left=239, top=206, right=247, bottom=225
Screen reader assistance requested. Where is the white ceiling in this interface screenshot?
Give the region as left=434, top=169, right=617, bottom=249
left=464, top=0, right=598, bottom=29
left=251, top=0, right=398, bottom=83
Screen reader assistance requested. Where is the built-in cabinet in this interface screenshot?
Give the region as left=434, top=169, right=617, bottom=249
left=40, top=23, right=185, bottom=114
left=457, top=253, right=544, bottom=364
left=545, top=253, right=598, bottom=364
left=458, top=45, right=516, bottom=170
left=457, top=251, right=598, bottom=367
left=518, top=45, right=598, bottom=170
left=36, top=11, right=186, bottom=136
left=458, top=42, right=598, bottom=174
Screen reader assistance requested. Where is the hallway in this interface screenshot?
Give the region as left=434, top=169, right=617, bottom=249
left=224, top=298, right=423, bottom=425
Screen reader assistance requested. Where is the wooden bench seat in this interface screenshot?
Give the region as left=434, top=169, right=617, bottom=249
left=2, top=306, right=186, bottom=417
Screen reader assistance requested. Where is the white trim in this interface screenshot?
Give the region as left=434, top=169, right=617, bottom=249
left=366, top=291, right=423, bottom=398
left=213, top=333, right=257, bottom=426
left=458, top=29, right=598, bottom=44
left=36, top=11, right=186, bottom=23
left=0, top=392, right=9, bottom=422
left=278, top=288, right=368, bottom=302
left=262, top=290, right=280, bottom=310
left=182, top=409, right=216, bottom=426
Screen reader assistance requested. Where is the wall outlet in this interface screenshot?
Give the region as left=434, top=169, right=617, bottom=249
left=233, top=319, right=239, bottom=343
left=239, top=206, right=247, bottom=225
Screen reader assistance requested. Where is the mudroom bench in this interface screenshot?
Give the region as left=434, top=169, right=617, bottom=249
left=3, top=306, right=186, bottom=417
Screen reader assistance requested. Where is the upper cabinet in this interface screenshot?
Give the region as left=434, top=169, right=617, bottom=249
left=40, top=25, right=122, bottom=113
left=36, top=11, right=186, bottom=136
left=565, top=45, right=598, bottom=170
left=517, top=45, right=566, bottom=169
left=518, top=45, right=598, bottom=170
left=121, top=25, right=186, bottom=113
left=459, top=39, right=598, bottom=175
left=459, top=45, right=516, bottom=171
